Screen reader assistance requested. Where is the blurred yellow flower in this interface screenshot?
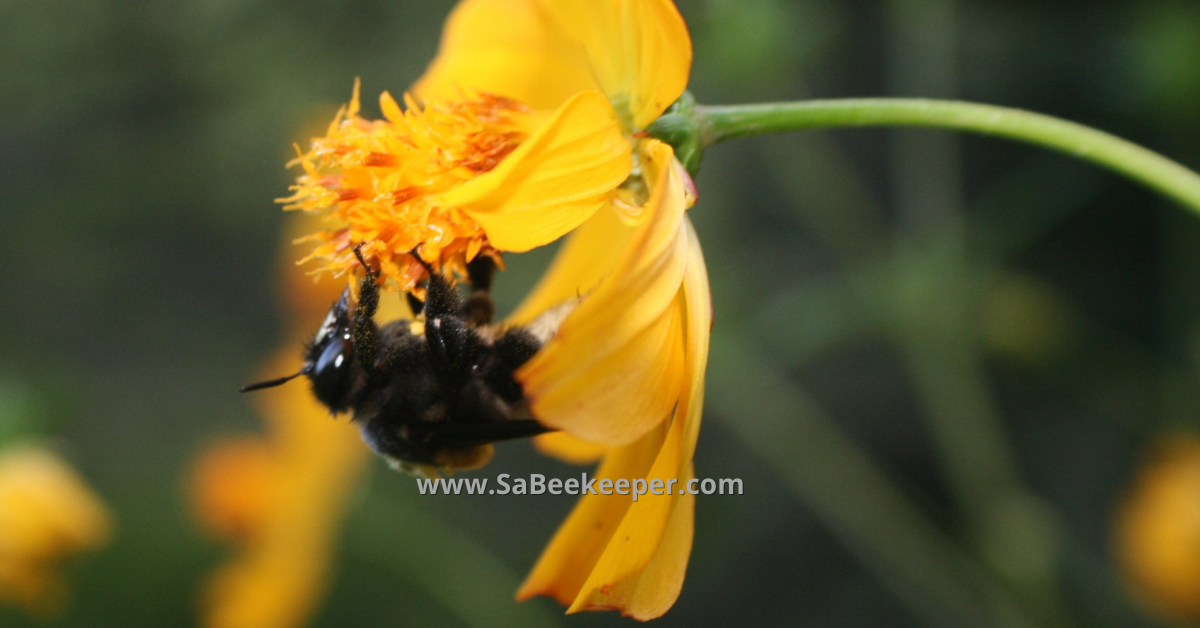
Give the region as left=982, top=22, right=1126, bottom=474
left=0, top=444, right=111, bottom=618
left=278, top=0, right=708, bottom=619
left=191, top=220, right=372, bottom=628
left=1116, top=435, right=1200, bottom=621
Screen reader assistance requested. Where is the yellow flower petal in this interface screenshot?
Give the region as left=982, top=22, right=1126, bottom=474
left=200, top=348, right=369, bottom=628
left=677, top=215, right=712, bottom=467
left=533, top=432, right=609, bottom=465
left=517, top=174, right=709, bottom=618
left=535, top=0, right=692, bottom=129
left=567, top=215, right=709, bottom=618
left=191, top=438, right=277, bottom=542
left=441, top=90, right=632, bottom=253
left=0, top=445, right=111, bottom=617
left=413, top=0, right=598, bottom=110
left=516, top=421, right=668, bottom=606
left=507, top=203, right=634, bottom=326
left=0, top=563, right=63, bottom=620
left=1116, top=436, right=1200, bottom=620
left=613, top=482, right=696, bottom=620
left=572, top=470, right=695, bottom=620
left=566, top=407, right=685, bottom=612
left=517, top=140, right=689, bottom=445
left=528, top=301, right=685, bottom=444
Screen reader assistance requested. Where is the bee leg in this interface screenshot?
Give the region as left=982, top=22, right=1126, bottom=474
left=410, top=249, right=477, bottom=387
left=462, top=256, right=496, bottom=326
left=461, top=290, right=494, bottom=328
left=406, top=292, right=424, bottom=317
left=407, top=249, right=461, bottom=317
left=352, top=245, right=381, bottom=373
left=466, top=255, right=496, bottom=292
left=425, top=289, right=475, bottom=387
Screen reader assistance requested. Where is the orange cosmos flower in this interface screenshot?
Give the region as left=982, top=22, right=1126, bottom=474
left=282, top=0, right=690, bottom=293
left=192, top=356, right=369, bottom=628
left=1115, top=435, right=1200, bottom=621
left=0, top=444, right=111, bottom=618
left=191, top=219, right=373, bottom=628
left=284, top=0, right=707, bottom=620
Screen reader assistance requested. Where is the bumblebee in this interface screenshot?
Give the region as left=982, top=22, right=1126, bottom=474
left=242, top=246, right=554, bottom=474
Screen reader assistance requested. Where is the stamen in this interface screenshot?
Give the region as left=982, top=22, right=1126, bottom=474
left=280, top=86, right=532, bottom=292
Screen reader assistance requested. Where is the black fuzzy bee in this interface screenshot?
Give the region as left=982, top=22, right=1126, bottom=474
left=241, top=246, right=555, bottom=473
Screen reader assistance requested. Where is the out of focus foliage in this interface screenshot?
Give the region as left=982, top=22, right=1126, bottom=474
left=4, top=0, right=1200, bottom=626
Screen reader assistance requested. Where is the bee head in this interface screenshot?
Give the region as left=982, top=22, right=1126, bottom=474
left=240, top=288, right=356, bottom=413
left=302, top=288, right=356, bottom=412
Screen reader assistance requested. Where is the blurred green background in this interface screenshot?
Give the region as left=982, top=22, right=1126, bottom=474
left=4, top=0, right=1200, bottom=626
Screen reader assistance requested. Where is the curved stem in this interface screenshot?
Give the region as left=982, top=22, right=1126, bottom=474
left=699, top=99, right=1200, bottom=214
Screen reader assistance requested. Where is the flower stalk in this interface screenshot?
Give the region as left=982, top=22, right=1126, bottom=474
left=650, top=98, right=1200, bottom=216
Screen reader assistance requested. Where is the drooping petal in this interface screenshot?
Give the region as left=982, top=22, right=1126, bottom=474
left=440, top=90, right=632, bottom=253
left=518, top=213, right=709, bottom=618
left=598, top=480, right=695, bottom=620
left=535, top=0, right=692, bottom=129
left=517, top=140, right=689, bottom=445
left=516, top=421, right=668, bottom=606
left=566, top=396, right=686, bottom=612
left=528, top=302, right=684, bottom=443
left=676, top=216, right=712, bottom=468
left=569, top=470, right=695, bottom=620
left=568, top=215, right=710, bottom=619
left=413, top=0, right=597, bottom=110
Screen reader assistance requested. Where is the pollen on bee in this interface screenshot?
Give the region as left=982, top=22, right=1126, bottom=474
left=279, top=83, right=532, bottom=292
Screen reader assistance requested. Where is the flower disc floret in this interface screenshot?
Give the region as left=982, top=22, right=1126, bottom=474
left=281, top=82, right=534, bottom=290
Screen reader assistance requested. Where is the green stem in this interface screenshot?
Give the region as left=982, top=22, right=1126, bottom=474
left=698, top=99, right=1200, bottom=214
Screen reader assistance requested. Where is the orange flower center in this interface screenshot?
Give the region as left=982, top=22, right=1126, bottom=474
left=280, top=83, right=532, bottom=291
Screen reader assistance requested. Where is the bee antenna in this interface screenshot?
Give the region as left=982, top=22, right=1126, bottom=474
left=239, top=368, right=308, bottom=393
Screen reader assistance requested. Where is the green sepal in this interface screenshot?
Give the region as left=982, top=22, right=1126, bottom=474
left=646, top=91, right=705, bottom=176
